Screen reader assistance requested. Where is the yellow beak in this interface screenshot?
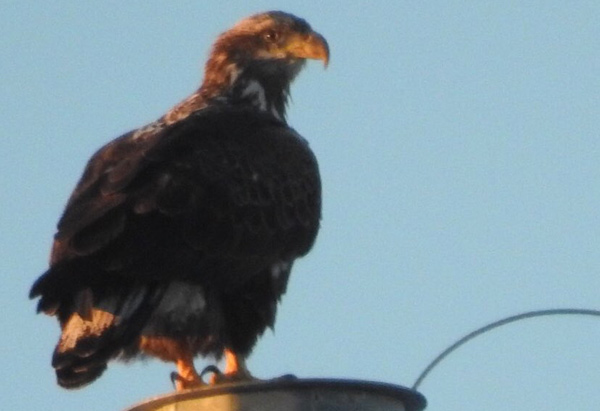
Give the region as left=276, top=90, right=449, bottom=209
left=288, top=31, right=330, bottom=68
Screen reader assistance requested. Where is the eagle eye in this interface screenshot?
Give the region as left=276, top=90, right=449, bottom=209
left=263, top=30, right=280, bottom=43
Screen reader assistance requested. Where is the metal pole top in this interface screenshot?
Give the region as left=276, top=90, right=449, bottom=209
left=125, top=378, right=426, bottom=411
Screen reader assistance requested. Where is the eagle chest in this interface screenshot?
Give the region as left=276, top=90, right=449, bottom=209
left=164, top=118, right=320, bottom=261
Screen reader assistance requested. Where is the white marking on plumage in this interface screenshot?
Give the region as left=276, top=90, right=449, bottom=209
left=238, top=79, right=283, bottom=120
left=132, top=121, right=163, bottom=140
left=142, top=282, right=206, bottom=333
left=228, top=65, right=242, bottom=85
left=58, top=291, right=118, bottom=353
left=116, top=286, right=147, bottom=325
left=241, top=80, right=267, bottom=110
left=157, top=172, right=172, bottom=188
left=271, top=261, right=290, bottom=279
left=270, top=105, right=283, bottom=121
left=159, top=281, right=205, bottom=315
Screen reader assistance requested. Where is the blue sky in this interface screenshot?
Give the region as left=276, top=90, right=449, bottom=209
left=3, top=1, right=600, bottom=410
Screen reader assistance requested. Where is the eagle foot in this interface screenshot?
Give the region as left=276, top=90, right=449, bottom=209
left=170, top=371, right=205, bottom=391
left=200, top=364, right=256, bottom=385
left=199, top=365, right=223, bottom=383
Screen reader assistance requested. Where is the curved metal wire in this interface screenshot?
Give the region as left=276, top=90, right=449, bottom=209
left=412, top=308, right=600, bottom=390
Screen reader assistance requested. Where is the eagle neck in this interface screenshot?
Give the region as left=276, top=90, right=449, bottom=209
left=225, top=69, right=290, bottom=121
left=166, top=59, right=303, bottom=124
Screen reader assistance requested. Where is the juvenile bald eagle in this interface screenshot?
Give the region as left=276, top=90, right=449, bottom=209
left=30, top=11, right=327, bottom=391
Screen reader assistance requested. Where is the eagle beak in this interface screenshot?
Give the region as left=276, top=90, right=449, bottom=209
left=290, top=31, right=330, bottom=68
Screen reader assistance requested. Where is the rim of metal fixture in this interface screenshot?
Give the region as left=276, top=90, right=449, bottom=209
left=126, top=377, right=427, bottom=411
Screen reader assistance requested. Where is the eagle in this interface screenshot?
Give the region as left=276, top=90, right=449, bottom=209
left=30, top=11, right=328, bottom=391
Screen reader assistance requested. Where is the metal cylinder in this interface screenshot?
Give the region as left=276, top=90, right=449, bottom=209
left=125, top=378, right=426, bottom=411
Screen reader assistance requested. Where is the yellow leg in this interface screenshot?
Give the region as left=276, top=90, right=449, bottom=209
left=207, top=348, right=255, bottom=384
left=139, top=336, right=204, bottom=391
left=223, top=348, right=252, bottom=377
left=173, top=354, right=203, bottom=391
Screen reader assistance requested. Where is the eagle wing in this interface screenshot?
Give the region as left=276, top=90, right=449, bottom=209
left=31, top=106, right=321, bottom=317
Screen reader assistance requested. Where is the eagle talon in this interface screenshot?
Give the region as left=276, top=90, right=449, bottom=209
left=171, top=357, right=205, bottom=391
left=200, top=365, right=223, bottom=384
left=170, top=371, right=205, bottom=391
left=170, top=371, right=179, bottom=387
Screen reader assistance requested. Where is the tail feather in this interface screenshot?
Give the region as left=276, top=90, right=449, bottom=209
left=30, top=260, right=99, bottom=317
left=51, top=286, right=159, bottom=389
left=56, top=362, right=107, bottom=389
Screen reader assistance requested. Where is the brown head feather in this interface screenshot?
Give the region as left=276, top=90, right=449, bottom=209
left=165, top=11, right=329, bottom=123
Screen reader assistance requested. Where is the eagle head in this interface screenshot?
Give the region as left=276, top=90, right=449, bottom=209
left=200, top=11, right=329, bottom=120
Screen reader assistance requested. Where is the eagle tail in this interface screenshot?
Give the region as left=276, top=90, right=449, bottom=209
left=51, top=286, right=159, bottom=389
